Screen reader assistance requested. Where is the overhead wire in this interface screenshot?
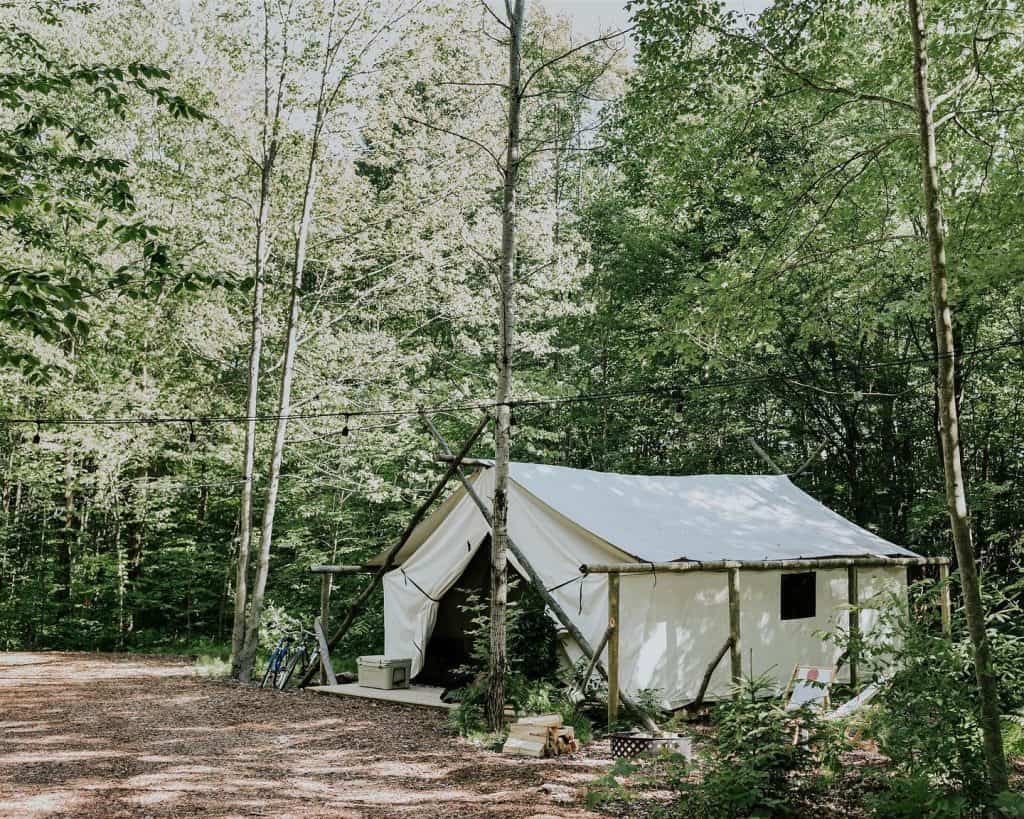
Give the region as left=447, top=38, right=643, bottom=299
left=0, top=337, right=1020, bottom=430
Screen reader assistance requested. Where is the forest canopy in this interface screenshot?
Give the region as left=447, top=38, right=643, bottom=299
left=0, top=0, right=1020, bottom=699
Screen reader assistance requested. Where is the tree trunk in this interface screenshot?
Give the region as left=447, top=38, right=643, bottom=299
left=230, top=151, right=273, bottom=678
left=487, top=0, right=526, bottom=731
left=230, top=1, right=286, bottom=679
left=236, top=69, right=327, bottom=679
left=56, top=457, right=75, bottom=608
left=906, top=0, right=1007, bottom=794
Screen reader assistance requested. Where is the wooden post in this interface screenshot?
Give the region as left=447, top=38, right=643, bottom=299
left=847, top=566, right=860, bottom=688
left=938, top=560, right=951, bottom=637
left=313, top=616, right=337, bottom=686
left=607, top=572, right=620, bottom=726
left=728, top=567, right=741, bottom=686
left=692, top=637, right=733, bottom=709
left=320, top=573, right=331, bottom=684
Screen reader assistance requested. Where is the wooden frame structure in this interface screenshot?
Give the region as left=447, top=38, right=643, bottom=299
left=302, top=420, right=952, bottom=729
left=582, top=554, right=951, bottom=723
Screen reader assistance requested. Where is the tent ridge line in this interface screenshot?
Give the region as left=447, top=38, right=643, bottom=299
left=581, top=555, right=949, bottom=574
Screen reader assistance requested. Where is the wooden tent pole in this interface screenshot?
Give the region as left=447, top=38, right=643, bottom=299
left=727, top=567, right=741, bottom=686
left=847, top=566, right=860, bottom=687
left=320, top=574, right=331, bottom=684
left=691, top=637, right=733, bottom=709
left=582, top=556, right=949, bottom=573
left=607, top=572, right=620, bottom=726
left=422, top=413, right=660, bottom=733
left=938, top=560, right=952, bottom=636
left=296, top=414, right=490, bottom=688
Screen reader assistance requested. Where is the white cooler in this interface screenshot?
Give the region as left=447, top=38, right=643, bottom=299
left=357, top=656, right=412, bottom=690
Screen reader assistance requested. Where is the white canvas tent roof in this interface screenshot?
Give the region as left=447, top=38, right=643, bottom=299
left=380, top=463, right=919, bottom=707
left=495, top=463, right=915, bottom=562
left=377, top=462, right=916, bottom=567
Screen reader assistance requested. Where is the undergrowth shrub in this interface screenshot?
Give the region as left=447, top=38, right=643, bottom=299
left=846, top=576, right=1024, bottom=817
left=675, top=672, right=826, bottom=818
left=447, top=580, right=587, bottom=740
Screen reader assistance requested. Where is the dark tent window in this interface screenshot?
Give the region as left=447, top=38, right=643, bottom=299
left=781, top=572, right=816, bottom=620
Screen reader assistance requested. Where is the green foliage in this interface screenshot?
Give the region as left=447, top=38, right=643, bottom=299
left=447, top=580, right=585, bottom=739
left=0, top=1, right=207, bottom=376
left=584, top=757, right=640, bottom=810
left=850, top=585, right=1019, bottom=816
left=675, top=673, right=823, bottom=818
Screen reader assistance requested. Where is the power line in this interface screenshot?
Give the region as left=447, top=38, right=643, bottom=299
left=1, top=337, right=1020, bottom=430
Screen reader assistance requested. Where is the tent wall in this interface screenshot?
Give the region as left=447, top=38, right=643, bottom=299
left=383, top=468, right=623, bottom=677
left=383, top=467, right=909, bottom=708
left=617, top=566, right=906, bottom=708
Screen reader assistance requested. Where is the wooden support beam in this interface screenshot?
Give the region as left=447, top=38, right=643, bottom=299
left=313, top=616, right=337, bottom=686
left=422, top=413, right=660, bottom=734
left=748, top=437, right=785, bottom=475
left=847, top=565, right=860, bottom=688
left=320, top=574, right=332, bottom=685
left=296, top=414, right=490, bottom=688
left=938, top=560, right=952, bottom=637
left=309, top=564, right=375, bottom=574
left=433, top=455, right=495, bottom=468
left=607, top=573, right=620, bottom=726
left=692, top=637, right=733, bottom=709
left=792, top=440, right=828, bottom=478
left=581, top=556, right=949, bottom=574
left=576, top=625, right=612, bottom=692
left=727, top=567, right=742, bottom=686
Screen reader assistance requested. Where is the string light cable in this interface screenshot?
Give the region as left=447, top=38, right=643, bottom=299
left=2, top=337, right=1020, bottom=433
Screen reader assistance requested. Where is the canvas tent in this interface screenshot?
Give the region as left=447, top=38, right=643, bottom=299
left=375, top=462, right=930, bottom=709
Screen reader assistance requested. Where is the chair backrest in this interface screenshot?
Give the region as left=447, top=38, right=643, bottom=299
left=785, top=665, right=836, bottom=711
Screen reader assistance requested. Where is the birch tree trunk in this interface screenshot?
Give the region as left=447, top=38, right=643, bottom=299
left=906, top=0, right=1008, bottom=794
left=236, top=153, right=319, bottom=681
left=236, top=14, right=335, bottom=677
left=230, top=4, right=287, bottom=679
left=230, top=154, right=273, bottom=677
left=487, top=0, right=526, bottom=731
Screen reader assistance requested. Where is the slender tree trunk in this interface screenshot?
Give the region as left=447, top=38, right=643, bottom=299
left=487, top=0, right=526, bottom=731
left=56, top=457, right=75, bottom=608
left=237, top=112, right=323, bottom=682
left=230, top=154, right=273, bottom=677
left=907, top=0, right=1007, bottom=795
left=230, top=1, right=286, bottom=679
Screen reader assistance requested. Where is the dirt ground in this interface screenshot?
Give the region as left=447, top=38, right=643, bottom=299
left=0, top=652, right=613, bottom=819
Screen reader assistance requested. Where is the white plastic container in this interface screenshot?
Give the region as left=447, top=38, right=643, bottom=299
left=357, top=656, right=412, bottom=690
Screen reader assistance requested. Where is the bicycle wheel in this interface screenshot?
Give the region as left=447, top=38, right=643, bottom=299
left=260, top=646, right=284, bottom=689
left=278, top=647, right=307, bottom=690
left=260, top=661, right=276, bottom=689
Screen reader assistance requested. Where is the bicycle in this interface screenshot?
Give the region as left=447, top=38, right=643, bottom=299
left=260, top=627, right=320, bottom=690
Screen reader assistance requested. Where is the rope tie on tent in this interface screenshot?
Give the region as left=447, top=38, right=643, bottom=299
left=401, top=569, right=440, bottom=602
left=544, top=573, right=587, bottom=615
left=546, top=574, right=584, bottom=593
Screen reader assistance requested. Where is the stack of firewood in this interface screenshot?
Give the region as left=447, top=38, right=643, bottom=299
left=502, top=713, right=580, bottom=758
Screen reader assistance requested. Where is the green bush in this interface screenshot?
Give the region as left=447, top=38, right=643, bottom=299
left=851, top=587, right=991, bottom=814
left=675, top=673, right=825, bottom=818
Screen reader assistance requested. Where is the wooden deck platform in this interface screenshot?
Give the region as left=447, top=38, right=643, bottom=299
left=309, top=683, right=455, bottom=710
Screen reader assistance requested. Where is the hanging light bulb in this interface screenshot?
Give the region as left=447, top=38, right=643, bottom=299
left=188, top=420, right=197, bottom=444
left=341, top=414, right=350, bottom=437
left=32, top=422, right=41, bottom=445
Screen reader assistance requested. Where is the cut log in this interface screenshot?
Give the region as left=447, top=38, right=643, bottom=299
left=503, top=735, right=547, bottom=757
left=518, top=713, right=562, bottom=728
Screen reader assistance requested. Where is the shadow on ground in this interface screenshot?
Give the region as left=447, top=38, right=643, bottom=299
left=0, top=652, right=610, bottom=818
